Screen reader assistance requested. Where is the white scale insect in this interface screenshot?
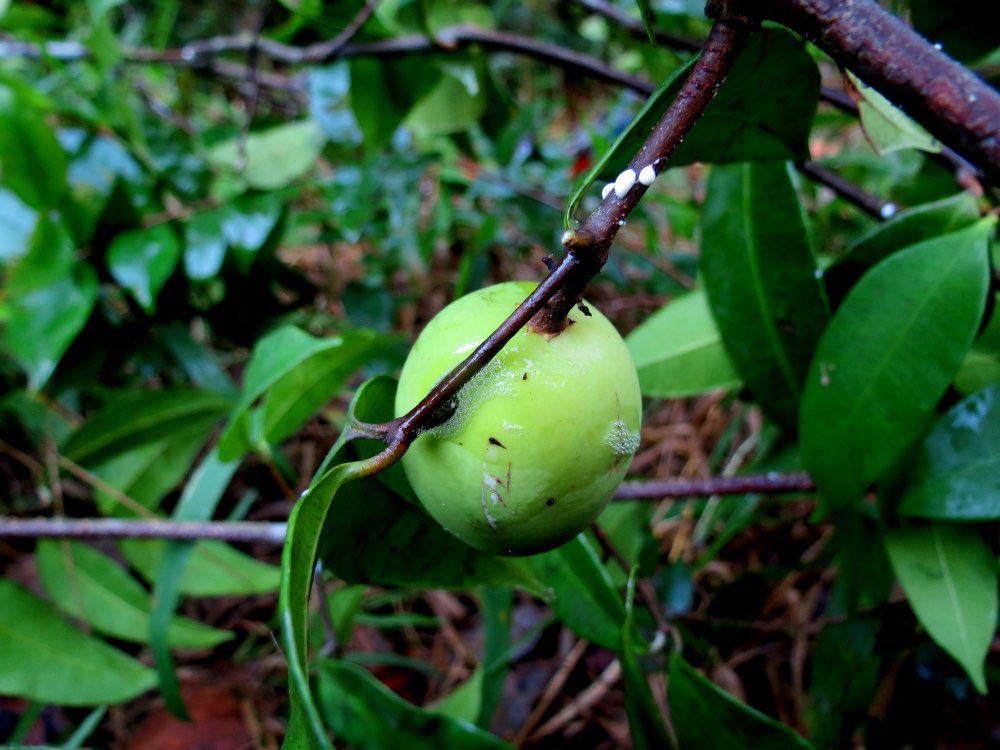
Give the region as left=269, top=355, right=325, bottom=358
left=602, top=164, right=658, bottom=200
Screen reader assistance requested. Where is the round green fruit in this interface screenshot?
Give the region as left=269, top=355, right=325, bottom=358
left=394, top=281, right=642, bottom=556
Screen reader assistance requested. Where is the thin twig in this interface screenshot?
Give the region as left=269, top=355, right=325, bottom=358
left=615, top=472, right=816, bottom=500
left=797, top=160, right=894, bottom=219
left=0, top=517, right=288, bottom=544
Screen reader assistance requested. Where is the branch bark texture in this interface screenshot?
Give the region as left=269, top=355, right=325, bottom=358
left=754, top=0, right=1000, bottom=184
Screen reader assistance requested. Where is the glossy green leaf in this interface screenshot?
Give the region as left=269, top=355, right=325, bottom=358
left=668, top=652, right=814, bottom=750
left=884, top=523, right=996, bottom=693
left=406, top=64, right=485, bottom=137
left=0, top=580, right=156, bottom=705
left=219, top=326, right=389, bottom=460
left=350, top=58, right=420, bottom=150
left=0, top=186, right=37, bottom=261
left=800, top=219, right=993, bottom=506
left=183, top=193, right=284, bottom=279
left=848, top=73, right=941, bottom=155
left=701, top=161, right=829, bottom=430
left=634, top=0, right=657, bottom=44
left=843, top=192, right=981, bottom=270
left=897, top=386, right=1000, bottom=519
left=0, top=82, right=68, bottom=210
left=620, top=571, right=671, bottom=750
left=316, top=661, right=511, bottom=749
left=566, top=30, right=819, bottom=223
left=431, top=669, right=483, bottom=724
left=62, top=388, right=232, bottom=466
left=208, top=120, right=326, bottom=190
left=36, top=541, right=230, bottom=648
left=626, top=289, right=741, bottom=398
left=107, top=224, right=180, bottom=313
left=529, top=534, right=625, bottom=650
left=3, top=219, right=98, bottom=391
left=122, top=538, right=280, bottom=596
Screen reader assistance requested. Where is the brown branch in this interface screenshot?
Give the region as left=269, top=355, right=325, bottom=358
left=531, top=19, right=750, bottom=332
left=747, top=0, right=1000, bottom=184
left=614, top=472, right=816, bottom=500
left=0, top=517, right=288, bottom=544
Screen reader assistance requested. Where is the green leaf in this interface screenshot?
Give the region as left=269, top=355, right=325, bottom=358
left=0, top=83, right=69, bottom=210
left=208, top=120, right=326, bottom=190
left=848, top=72, right=942, bottom=155
left=405, top=64, right=485, bottom=137
left=668, top=652, right=814, bottom=750
left=884, top=523, right=997, bottom=693
left=842, top=192, right=982, bottom=270
left=431, top=669, right=483, bottom=724
left=219, top=326, right=389, bottom=460
left=805, top=619, right=880, bottom=749
left=634, top=0, right=657, bottom=44
left=566, top=30, right=819, bottom=223
left=478, top=586, right=512, bottom=729
left=316, top=661, right=511, bottom=750
left=620, top=571, right=671, bottom=750
left=183, top=193, right=284, bottom=279
left=627, top=288, right=741, bottom=398
left=36, top=541, right=230, bottom=649
left=308, top=62, right=363, bottom=146
left=350, top=58, right=422, bottom=150
left=62, top=388, right=233, bottom=467
left=150, top=448, right=240, bottom=718
left=701, top=161, right=829, bottom=430
left=799, top=219, right=993, bottom=506
left=0, top=580, right=156, bottom=706
left=122, top=538, right=280, bottom=596
left=0, top=186, right=38, bottom=261
left=955, top=295, right=1000, bottom=396
left=107, top=224, right=181, bottom=313
left=897, top=385, right=1000, bottom=519
left=3, top=221, right=98, bottom=391
left=529, top=534, right=625, bottom=650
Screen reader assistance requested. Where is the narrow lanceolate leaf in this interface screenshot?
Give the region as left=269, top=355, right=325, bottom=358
left=0, top=580, right=156, bottom=705
left=701, top=161, right=828, bottom=430
left=620, top=571, right=672, bottom=750
left=898, top=385, right=1000, bottom=520
left=626, top=289, right=741, bottom=398
left=37, top=541, right=230, bottom=649
left=800, top=219, right=994, bottom=507
left=61, top=387, right=233, bottom=467
left=884, top=523, right=997, bottom=693
left=668, top=652, right=814, bottom=750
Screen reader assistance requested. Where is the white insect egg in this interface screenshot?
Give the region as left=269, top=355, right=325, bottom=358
left=638, top=165, right=656, bottom=186
left=601, top=182, right=615, bottom=200
left=613, top=169, right=636, bottom=198
left=879, top=202, right=898, bottom=219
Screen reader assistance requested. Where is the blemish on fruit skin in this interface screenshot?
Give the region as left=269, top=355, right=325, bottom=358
left=480, top=487, right=499, bottom=531
left=489, top=436, right=506, bottom=448
left=546, top=497, right=556, bottom=507
left=614, top=168, right=636, bottom=198
left=522, top=372, right=528, bottom=380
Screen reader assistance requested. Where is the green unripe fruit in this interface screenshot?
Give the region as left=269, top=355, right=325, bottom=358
left=394, top=281, right=642, bottom=556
